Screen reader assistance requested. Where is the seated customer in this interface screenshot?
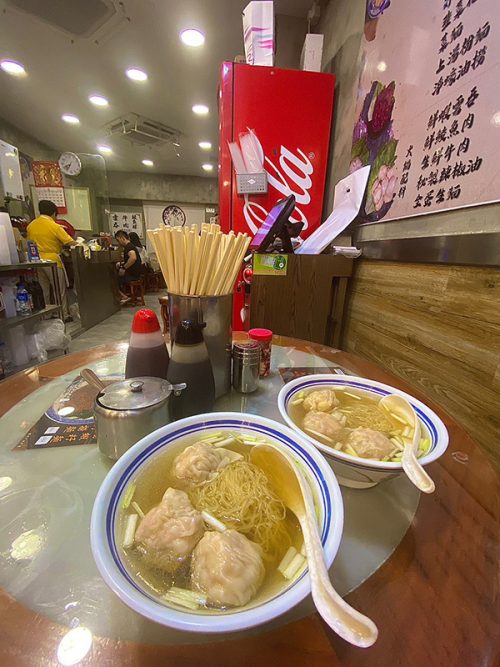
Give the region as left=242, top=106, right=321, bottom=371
left=129, top=231, right=149, bottom=265
left=115, top=229, right=142, bottom=305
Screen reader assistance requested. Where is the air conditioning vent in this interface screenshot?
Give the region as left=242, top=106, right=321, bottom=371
left=104, top=114, right=182, bottom=147
left=6, top=0, right=119, bottom=37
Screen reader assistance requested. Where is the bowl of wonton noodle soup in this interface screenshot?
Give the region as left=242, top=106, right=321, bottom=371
left=91, top=412, right=343, bottom=632
left=278, top=375, right=448, bottom=489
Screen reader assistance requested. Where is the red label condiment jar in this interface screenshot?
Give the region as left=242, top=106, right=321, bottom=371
left=248, top=328, right=273, bottom=377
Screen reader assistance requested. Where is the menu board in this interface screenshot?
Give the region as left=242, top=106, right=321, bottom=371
left=350, top=0, right=499, bottom=223
left=109, top=211, right=144, bottom=238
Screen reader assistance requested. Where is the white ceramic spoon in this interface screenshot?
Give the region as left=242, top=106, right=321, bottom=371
left=379, top=394, right=435, bottom=494
left=250, top=444, right=378, bottom=648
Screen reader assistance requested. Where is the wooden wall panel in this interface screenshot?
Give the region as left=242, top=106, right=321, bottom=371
left=342, top=260, right=500, bottom=470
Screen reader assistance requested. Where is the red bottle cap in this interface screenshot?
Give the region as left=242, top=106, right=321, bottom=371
left=131, top=309, right=161, bottom=334
left=249, top=328, right=273, bottom=341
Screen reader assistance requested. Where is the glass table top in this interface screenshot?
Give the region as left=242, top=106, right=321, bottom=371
left=0, top=343, right=420, bottom=646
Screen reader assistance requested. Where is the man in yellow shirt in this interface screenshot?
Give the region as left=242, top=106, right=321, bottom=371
left=27, top=200, right=76, bottom=320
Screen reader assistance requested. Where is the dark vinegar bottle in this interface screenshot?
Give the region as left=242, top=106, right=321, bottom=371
left=167, top=320, right=215, bottom=420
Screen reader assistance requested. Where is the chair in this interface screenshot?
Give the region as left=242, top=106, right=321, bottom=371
left=145, top=270, right=162, bottom=292
left=123, top=279, right=145, bottom=306
left=158, top=295, right=169, bottom=335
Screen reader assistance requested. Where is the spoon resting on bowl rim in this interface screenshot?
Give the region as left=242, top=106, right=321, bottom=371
left=379, top=394, right=435, bottom=494
left=250, top=444, right=378, bottom=648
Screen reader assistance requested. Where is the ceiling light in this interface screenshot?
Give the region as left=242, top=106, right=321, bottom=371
left=202, top=163, right=213, bottom=172
left=192, top=104, right=209, bottom=115
left=377, top=61, right=387, bottom=72
left=142, top=159, right=154, bottom=167
left=1, top=59, right=26, bottom=76
left=198, top=141, right=212, bottom=150
left=62, top=114, right=80, bottom=125
left=180, top=29, right=205, bottom=47
left=126, top=67, right=148, bottom=81
left=89, top=95, right=109, bottom=107
left=491, top=111, right=500, bottom=127
left=97, top=145, right=112, bottom=154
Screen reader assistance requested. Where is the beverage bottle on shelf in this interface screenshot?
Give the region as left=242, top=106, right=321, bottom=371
left=25, top=279, right=35, bottom=311
left=15, top=282, right=31, bottom=315
left=167, top=320, right=215, bottom=420
left=33, top=278, right=45, bottom=310
left=125, top=308, right=169, bottom=380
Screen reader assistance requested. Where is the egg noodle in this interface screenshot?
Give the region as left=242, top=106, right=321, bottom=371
left=189, top=460, right=292, bottom=563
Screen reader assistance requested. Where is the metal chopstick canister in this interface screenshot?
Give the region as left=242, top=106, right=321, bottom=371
left=232, top=342, right=260, bottom=393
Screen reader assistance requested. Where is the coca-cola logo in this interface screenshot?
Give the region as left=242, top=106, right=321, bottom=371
left=243, top=137, right=315, bottom=235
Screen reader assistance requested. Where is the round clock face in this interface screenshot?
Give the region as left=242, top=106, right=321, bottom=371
left=162, top=205, right=186, bottom=227
left=58, top=152, right=82, bottom=176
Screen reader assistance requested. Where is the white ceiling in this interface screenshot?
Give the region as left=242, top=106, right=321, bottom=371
left=0, top=0, right=313, bottom=176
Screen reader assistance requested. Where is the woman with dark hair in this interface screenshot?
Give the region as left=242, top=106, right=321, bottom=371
left=129, top=231, right=149, bottom=265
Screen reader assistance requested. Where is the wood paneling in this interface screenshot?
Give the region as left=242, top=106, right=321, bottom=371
left=250, top=255, right=352, bottom=347
left=342, top=260, right=500, bottom=469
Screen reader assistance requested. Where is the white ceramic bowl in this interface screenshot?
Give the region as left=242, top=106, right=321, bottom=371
left=278, top=375, right=448, bottom=489
left=90, top=412, right=344, bottom=633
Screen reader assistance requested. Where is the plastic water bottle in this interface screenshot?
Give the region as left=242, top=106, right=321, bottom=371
left=15, top=283, right=31, bottom=316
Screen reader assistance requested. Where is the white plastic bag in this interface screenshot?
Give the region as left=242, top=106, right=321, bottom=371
left=242, top=1, right=275, bottom=66
left=36, top=319, right=70, bottom=351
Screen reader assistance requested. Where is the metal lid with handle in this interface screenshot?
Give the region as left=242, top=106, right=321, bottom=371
left=96, top=376, right=186, bottom=411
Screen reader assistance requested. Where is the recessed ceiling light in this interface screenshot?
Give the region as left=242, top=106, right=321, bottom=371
left=62, top=114, right=80, bottom=125
left=198, top=141, right=212, bottom=150
left=126, top=67, right=148, bottom=81
left=192, top=104, right=209, bottom=115
left=97, top=145, right=112, bottom=154
left=142, top=159, right=154, bottom=167
left=202, top=163, right=213, bottom=172
left=180, top=29, right=205, bottom=47
left=1, top=59, right=26, bottom=76
left=89, top=95, right=109, bottom=107
left=491, top=111, right=500, bottom=127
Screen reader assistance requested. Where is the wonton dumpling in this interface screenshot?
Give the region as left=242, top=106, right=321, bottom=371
left=135, top=488, right=204, bottom=571
left=171, top=442, right=242, bottom=488
left=303, top=410, right=344, bottom=439
left=303, top=388, right=339, bottom=413
left=345, top=428, right=393, bottom=459
left=191, top=530, right=265, bottom=607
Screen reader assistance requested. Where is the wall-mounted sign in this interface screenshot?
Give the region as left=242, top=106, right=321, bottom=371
left=162, top=205, right=186, bottom=227
left=350, top=0, right=499, bottom=223
left=204, top=205, right=218, bottom=224
left=109, top=211, right=144, bottom=238
left=32, top=160, right=66, bottom=212
left=0, top=140, right=24, bottom=200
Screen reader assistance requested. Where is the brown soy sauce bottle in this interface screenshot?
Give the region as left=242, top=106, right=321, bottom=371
left=167, top=320, right=215, bottom=420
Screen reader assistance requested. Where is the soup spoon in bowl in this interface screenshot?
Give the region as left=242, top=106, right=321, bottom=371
left=250, top=444, right=378, bottom=648
left=379, top=394, right=435, bottom=494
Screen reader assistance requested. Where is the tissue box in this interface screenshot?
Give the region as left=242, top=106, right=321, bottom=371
left=242, top=1, right=275, bottom=66
left=300, top=33, right=324, bottom=72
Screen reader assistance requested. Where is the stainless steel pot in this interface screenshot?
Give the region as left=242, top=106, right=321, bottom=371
left=94, top=376, right=186, bottom=460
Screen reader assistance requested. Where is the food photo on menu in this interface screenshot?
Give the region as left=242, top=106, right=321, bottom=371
left=0, top=1, right=497, bottom=666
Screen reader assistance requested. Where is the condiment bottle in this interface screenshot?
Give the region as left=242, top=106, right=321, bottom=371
left=125, top=309, right=169, bottom=380
left=232, top=342, right=260, bottom=393
left=248, top=328, right=273, bottom=377
left=167, top=320, right=215, bottom=420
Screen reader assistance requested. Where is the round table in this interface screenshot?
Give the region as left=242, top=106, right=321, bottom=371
left=0, top=336, right=497, bottom=666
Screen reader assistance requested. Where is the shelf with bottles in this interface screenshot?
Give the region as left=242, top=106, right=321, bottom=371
left=0, top=305, right=61, bottom=332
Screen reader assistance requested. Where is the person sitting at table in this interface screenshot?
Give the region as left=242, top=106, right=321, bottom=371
left=129, top=231, right=149, bottom=266
left=115, top=229, right=142, bottom=305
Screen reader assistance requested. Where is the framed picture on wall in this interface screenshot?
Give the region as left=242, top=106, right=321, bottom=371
left=162, top=205, right=186, bottom=227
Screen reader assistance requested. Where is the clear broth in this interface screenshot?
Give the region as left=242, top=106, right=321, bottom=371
left=119, top=434, right=303, bottom=613
left=288, top=386, right=430, bottom=461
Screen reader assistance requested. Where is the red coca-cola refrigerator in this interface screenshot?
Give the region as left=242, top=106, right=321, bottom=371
left=218, top=61, right=335, bottom=330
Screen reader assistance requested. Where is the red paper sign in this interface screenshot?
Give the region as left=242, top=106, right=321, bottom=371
left=32, top=161, right=63, bottom=187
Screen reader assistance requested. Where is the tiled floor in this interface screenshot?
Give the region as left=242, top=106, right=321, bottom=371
left=68, top=294, right=164, bottom=353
